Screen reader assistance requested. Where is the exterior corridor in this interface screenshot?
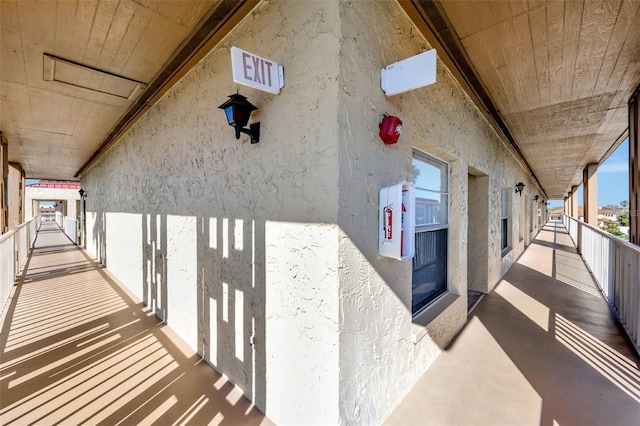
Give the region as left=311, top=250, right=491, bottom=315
left=386, top=221, right=640, bottom=425
left=0, top=222, right=271, bottom=425
left=2, top=221, right=639, bottom=425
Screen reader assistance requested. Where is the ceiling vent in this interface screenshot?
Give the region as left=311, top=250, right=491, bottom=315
left=43, top=54, right=146, bottom=101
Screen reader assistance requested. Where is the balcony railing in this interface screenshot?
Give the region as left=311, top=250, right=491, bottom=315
left=547, top=212, right=563, bottom=221
left=63, top=216, right=78, bottom=244
left=54, top=211, right=79, bottom=244
left=55, top=210, right=64, bottom=228
left=564, top=215, right=640, bottom=353
left=0, top=216, right=41, bottom=315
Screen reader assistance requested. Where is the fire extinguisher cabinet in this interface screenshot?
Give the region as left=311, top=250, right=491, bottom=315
left=379, top=182, right=415, bottom=260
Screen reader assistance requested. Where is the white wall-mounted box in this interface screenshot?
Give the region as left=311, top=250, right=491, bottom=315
left=379, top=182, right=415, bottom=260
left=380, top=49, right=437, bottom=96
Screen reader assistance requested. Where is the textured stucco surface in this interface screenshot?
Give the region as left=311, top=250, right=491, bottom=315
left=335, top=2, right=544, bottom=424
left=83, top=1, right=342, bottom=424
left=82, top=1, right=546, bottom=424
left=467, top=174, right=489, bottom=292
left=7, top=165, right=22, bottom=228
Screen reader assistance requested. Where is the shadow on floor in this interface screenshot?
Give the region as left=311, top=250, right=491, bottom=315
left=385, top=221, right=640, bottom=426
left=0, top=222, right=271, bottom=425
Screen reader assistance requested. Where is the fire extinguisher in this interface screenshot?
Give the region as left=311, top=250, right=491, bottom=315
left=383, top=205, right=393, bottom=241
left=400, top=200, right=406, bottom=257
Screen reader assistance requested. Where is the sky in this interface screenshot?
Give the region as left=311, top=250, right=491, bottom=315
left=548, top=137, right=629, bottom=209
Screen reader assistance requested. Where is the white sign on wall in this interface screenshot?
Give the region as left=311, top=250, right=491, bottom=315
left=231, top=46, right=285, bottom=94
left=381, top=49, right=437, bottom=96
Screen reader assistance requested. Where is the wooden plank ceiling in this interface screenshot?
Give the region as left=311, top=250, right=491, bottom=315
left=0, top=0, right=243, bottom=180
left=2, top=0, right=639, bottom=199
left=411, top=0, right=640, bottom=199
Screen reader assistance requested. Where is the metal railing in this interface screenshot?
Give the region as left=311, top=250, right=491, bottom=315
left=55, top=211, right=64, bottom=228
left=547, top=213, right=563, bottom=221
left=564, top=214, right=640, bottom=352
left=54, top=211, right=79, bottom=245
left=63, top=216, right=78, bottom=244
left=0, top=216, right=41, bottom=315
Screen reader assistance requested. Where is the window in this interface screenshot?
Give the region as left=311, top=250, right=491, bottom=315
left=501, top=188, right=510, bottom=253
left=412, top=150, right=449, bottom=316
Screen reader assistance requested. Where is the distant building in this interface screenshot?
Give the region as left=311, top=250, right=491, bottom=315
left=598, top=208, right=618, bottom=228
left=25, top=180, right=81, bottom=221
left=27, top=181, right=82, bottom=190
left=598, top=208, right=618, bottom=222
left=39, top=206, right=55, bottom=222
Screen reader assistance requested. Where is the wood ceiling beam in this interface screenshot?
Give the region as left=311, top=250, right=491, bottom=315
left=76, top=0, right=260, bottom=178
left=399, top=0, right=548, bottom=198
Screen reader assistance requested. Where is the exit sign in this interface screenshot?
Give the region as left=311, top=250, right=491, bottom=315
left=231, top=47, right=284, bottom=95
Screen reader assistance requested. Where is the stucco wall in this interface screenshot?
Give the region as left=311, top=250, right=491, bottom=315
left=83, top=1, right=342, bottom=424
left=7, top=164, right=23, bottom=229
left=1, top=138, right=7, bottom=234
left=335, top=2, right=542, bottom=423
left=81, top=1, right=546, bottom=424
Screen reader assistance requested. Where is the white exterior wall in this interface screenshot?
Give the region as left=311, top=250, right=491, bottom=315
left=1, top=137, right=7, bottom=234
left=81, top=1, right=545, bottom=424
left=25, top=187, right=80, bottom=220
left=7, top=164, right=23, bottom=229
left=82, top=1, right=342, bottom=424
left=335, top=2, right=542, bottom=424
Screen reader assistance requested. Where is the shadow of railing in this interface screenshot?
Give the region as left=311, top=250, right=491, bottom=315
left=0, top=223, right=269, bottom=425
left=468, top=226, right=640, bottom=424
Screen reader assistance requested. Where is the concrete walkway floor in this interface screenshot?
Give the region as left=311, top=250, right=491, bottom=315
left=386, top=221, right=640, bottom=426
left=0, top=222, right=272, bottom=425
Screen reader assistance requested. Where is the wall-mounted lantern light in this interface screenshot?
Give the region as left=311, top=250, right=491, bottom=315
left=515, top=182, right=525, bottom=196
left=218, top=93, right=260, bottom=144
left=534, top=195, right=539, bottom=201
left=79, top=188, right=86, bottom=199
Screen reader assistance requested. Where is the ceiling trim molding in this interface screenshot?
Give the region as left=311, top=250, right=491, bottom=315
left=399, top=0, right=548, bottom=198
left=76, top=0, right=260, bottom=178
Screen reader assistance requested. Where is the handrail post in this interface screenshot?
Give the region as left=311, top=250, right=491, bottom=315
left=14, top=231, right=17, bottom=278
left=577, top=220, right=582, bottom=253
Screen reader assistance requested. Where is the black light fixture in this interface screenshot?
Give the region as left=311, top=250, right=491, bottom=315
left=515, top=182, right=525, bottom=196
left=534, top=195, right=539, bottom=201
left=79, top=188, right=86, bottom=199
left=218, top=93, right=260, bottom=144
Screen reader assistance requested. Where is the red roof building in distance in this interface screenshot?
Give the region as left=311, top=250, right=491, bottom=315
left=26, top=180, right=81, bottom=190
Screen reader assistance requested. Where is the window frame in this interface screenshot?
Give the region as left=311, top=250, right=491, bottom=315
left=411, top=149, right=450, bottom=317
